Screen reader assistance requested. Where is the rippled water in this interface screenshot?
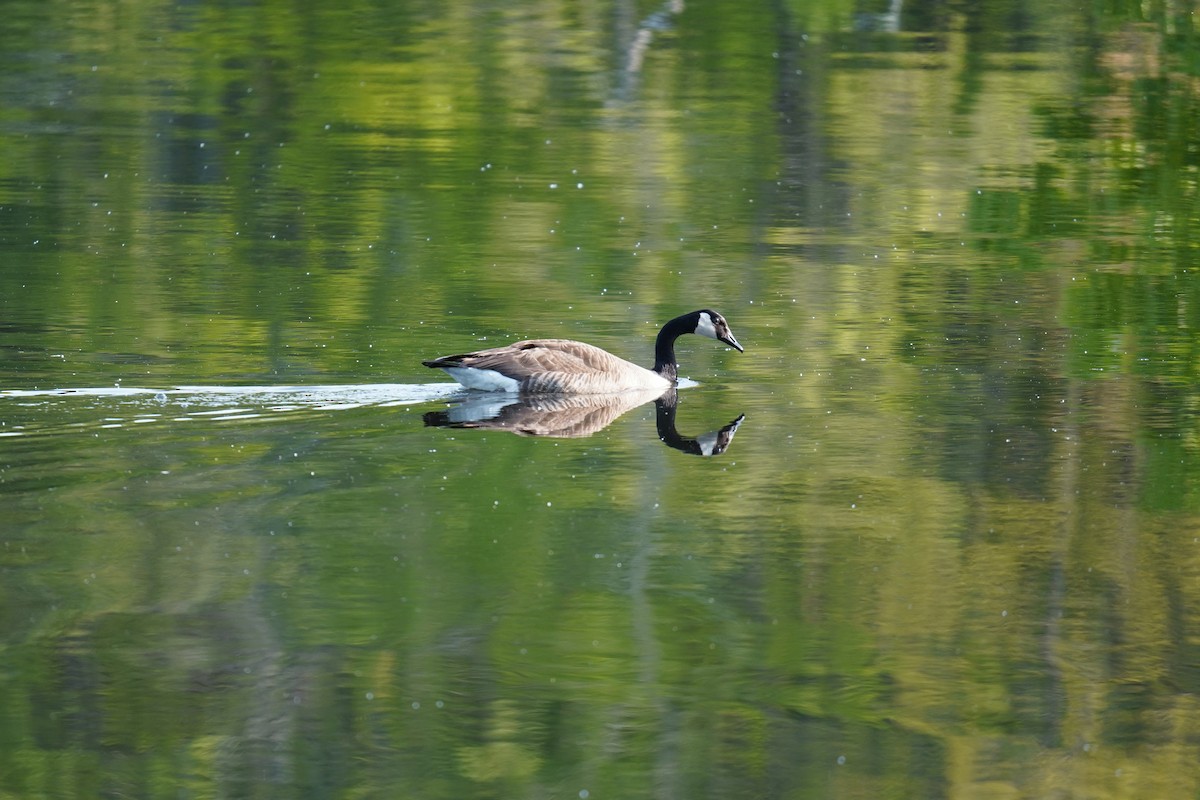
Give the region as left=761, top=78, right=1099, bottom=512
left=1, top=384, right=458, bottom=435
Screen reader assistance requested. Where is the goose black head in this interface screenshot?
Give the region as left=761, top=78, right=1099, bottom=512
left=694, top=310, right=743, bottom=352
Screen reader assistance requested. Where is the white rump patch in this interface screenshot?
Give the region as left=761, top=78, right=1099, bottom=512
left=695, top=311, right=718, bottom=340
left=443, top=367, right=521, bottom=393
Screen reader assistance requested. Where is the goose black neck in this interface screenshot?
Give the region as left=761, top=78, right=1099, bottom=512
left=652, top=313, right=696, bottom=381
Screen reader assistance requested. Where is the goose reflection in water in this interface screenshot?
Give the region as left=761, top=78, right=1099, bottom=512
left=423, top=389, right=744, bottom=457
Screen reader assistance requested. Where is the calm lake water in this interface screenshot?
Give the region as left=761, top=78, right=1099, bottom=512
left=3, top=1, right=1200, bottom=798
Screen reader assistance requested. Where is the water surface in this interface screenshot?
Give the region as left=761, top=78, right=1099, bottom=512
left=3, top=1, right=1200, bottom=798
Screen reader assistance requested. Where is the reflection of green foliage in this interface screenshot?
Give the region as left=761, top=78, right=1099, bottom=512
left=4, top=0, right=1200, bottom=798
left=457, top=701, right=541, bottom=784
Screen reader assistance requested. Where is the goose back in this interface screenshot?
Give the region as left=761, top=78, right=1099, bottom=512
left=423, top=338, right=671, bottom=394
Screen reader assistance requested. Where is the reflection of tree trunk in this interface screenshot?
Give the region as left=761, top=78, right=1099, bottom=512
left=628, top=474, right=680, bottom=799
left=771, top=0, right=850, bottom=248
left=1042, top=372, right=1078, bottom=749
left=613, top=0, right=685, bottom=102
left=231, top=580, right=297, bottom=787
left=626, top=0, right=684, bottom=74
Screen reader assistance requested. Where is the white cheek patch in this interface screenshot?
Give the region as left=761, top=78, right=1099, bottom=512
left=695, top=312, right=718, bottom=340
left=444, top=367, right=521, bottom=392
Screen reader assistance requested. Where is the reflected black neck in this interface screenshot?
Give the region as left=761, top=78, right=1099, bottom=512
left=654, top=393, right=745, bottom=457
left=652, top=313, right=697, bottom=381
left=654, top=394, right=696, bottom=452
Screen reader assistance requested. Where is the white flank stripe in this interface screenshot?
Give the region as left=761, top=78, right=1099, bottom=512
left=443, top=367, right=521, bottom=392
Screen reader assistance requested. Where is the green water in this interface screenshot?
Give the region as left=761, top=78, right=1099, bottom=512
left=3, top=1, right=1200, bottom=798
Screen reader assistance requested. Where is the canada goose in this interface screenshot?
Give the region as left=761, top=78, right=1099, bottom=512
left=422, top=309, right=743, bottom=394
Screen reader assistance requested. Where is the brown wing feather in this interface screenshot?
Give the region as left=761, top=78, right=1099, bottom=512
left=425, top=339, right=634, bottom=379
